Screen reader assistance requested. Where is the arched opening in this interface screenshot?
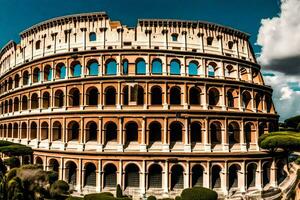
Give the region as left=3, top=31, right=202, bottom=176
left=86, top=121, right=97, bottom=142
left=229, top=164, right=240, bottom=189
left=188, top=61, right=198, bottom=76
left=8, top=99, right=12, bottom=113
left=151, top=59, right=162, bottom=74
left=247, top=163, right=257, bottom=188
left=105, top=59, right=117, bottom=75
left=104, top=164, right=117, bottom=188
left=55, top=63, right=66, bottom=79
left=89, top=32, right=96, bottom=42
left=14, top=74, right=20, bottom=88
left=122, top=86, right=129, bottom=105
left=54, top=90, right=64, bottom=108
left=211, top=165, right=222, bottom=189
left=125, top=122, right=139, bottom=145
left=49, top=159, right=59, bottom=172
left=36, top=157, right=43, bottom=167
left=65, top=161, right=77, bottom=185
left=277, top=160, right=287, bottom=184
left=208, top=88, right=219, bottom=106
left=86, top=87, right=98, bottom=106
left=69, top=88, right=80, bottom=107
left=41, top=122, right=48, bottom=140
left=31, top=93, right=39, bottom=109
left=227, top=91, right=234, bottom=108
left=136, top=58, right=146, bottom=75
left=208, top=63, right=216, bottom=77
left=137, top=85, right=144, bottom=105
left=22, top=96, right=28, bottom=110
left=191, top=122, right=202, bottom=144
left=171, top=164, right=184, bottom=190
left=67, top=121, right=79, bottom=142
left=36, top=40, right=41, bottom=50
left=30, top=122, right=37, bottom=140
left=122, top=59, right=129, bottom=75
left=170, top=86, right=181, bottom=105
left=170, top=122, right=183, bottom=147
left=42, top=92, right=50, bottom=109
left=13, top=123, right=18, bottom=138
left=242, top=91, right=252, bottom=110
left=255, top=93, right=263, bottom=111
left=265, top=95, right=272, bottom=113
left=84, top=163, right=96, bottom=187
left=44, top=65, right=52, bottom=81
left=13, top=97, right=19, bottom=111
left=225, top=65, right=234, bottom=78
left=210, top=122, right=222, bottom=145
left=21, top=122, right=27, bottom=139
left=70, top=61, right=82, bottom=77
left=125, top=164, right=140, bottom=188
left=148, top=164, right=162, bottom=189
left=240, top=67, right=249, bottom=81
left=170, top=59, right=181, bottom=75
left=87, top=60, right=98, bottom=76
left=151, top=86, right=162, bottom=105
left=228, top=122, right=240, bottom=145
left=7, top=124, right=12, bottom=138
left=104, top=122, right=117, bottom=144
left=192, top=165, right=204, bottom=187
left=148, top=121, right=162, bottom=145
left=259, top=123, right=266, bottom=137
left=105, top=87, right=116, bottom=105
left=8, top=78, right=13, bottom=90
left=244, top=123, right=254, bottom=146
left=263, top=162, right=271, bottom=187
left=23, top=71, right=29, bottom=85
left=33, top=68, right=40, bottom=83
left=53, top=121, right=62, bottom=141
left=189, top=87, right=201, bottom=105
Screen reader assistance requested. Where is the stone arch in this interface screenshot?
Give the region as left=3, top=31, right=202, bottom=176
left=228, top=121, right=240, bottom=146
left=35, top=157, right=43, bottom=166
left=170, top=86, right=181, bottom=105
left=122, top=85, right=129, bottom=105
left=22, top=95, right=28, bottom=110
left=54, top=90, right=64, bottom=108
left=244, top=122, right=255, bottom=146
left=262, top=161, right=271, bottom=187
left=125, top=163, right=140, bottom=188
left=105, top=59, right=117, bottom=75
left=229, top=164, right=241, bottom=189
left=13, top=97, right=19, bottom=112
left=255, top=93, right=263, bottom=111
left=13, top=123, right=18, bottom=138
left=69, top=88, right=80, bottom=107
left=125, top=121, right=139, bottom=145
left=42, top=92, right=50, bottom=109
left=148, top=164, right=162, bottom=189
left=104, top=121, right=117, bottom=145
left=43, top=65, right=52, bottom=81
left=188, top=60, right=199, bottom=76
left=14, top=74, right=20, bottom=88
left=49, top=159, right=59, bottom=172
left=55, top=63, right=66, bottom=79
left=246, top=162, right=257, bottom=188
left=70, top=61, right=82, bottom=77
left=31, top=93, right=39, bottom=109
left=242, top=91, right=252, bottom=110
left=86, top=121, right=98, bottom=142
left=170, top=121, right=183, bottom=147
left=135, top=58, right=146, bottom=75
left=171, top=164, right=184, bottom=190
left=105, top=86, right=116, bottom=105
left=226, top=89, right=238, bottom=108
left=30, top=122, right=37, bottom=140
left=276, top=160, right=287, bottom=185
left=41, top=121, right=49, bottom=140
left=7, top=123, right=12, bottom=138
left=151, top=58, right=162, bottom=74
left=65, top=161, right=77, bottom=185
left=21, top=122, right=27, bottom=139
left=192, top=164, right=204, bottom=187
left=33, top=67, right=40, bottom=83
left=67, top=121, right=80, bottom=142
left=208, top=88, right=220, bottom=106
left=87, top=59, right=99, bottom=76
left=189, top=86, right=201, bottom=105
left=210, top=121, right=222, bottom=145
left=137, top=85, right=144, bottom=105
left=103, top=163, right=117, bottom=188
left=148, top=121, right=162, bottom=146
left=151, top=86, right=162, bottom=105
left=207, top=62, right=217, bottom=77
left=86, top=87, right=98, bottom=106
left=52, top=121, right=62, bottom=141
left=211, top=165, right=222, bottom=189
left=84, top=162, right=96, bottom=187
left=170, top=59, right=181, bottom=75
left=191, top=122, right=202, bottom=144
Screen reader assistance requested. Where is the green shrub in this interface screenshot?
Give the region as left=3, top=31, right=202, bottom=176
left=50, top=180, right=70, bottom=198
left=6, top=168, right=17, bottom=181
left=175, top=196, right=182, bottom=200
left=0, top=145, right=33, bottom=156
left=147, top=196, right=157, bottom=200
left=48, top=171, right=59, bottom=185
left=159, top=198, right=174, bottom=200
left=116, top=198, right=132, bottom=200
left=66, top=196, right=84, bottom=200
left=84, top=192, right=114, bottom=200
left=295, top=157, right=300, bottom=165
left=180, top=187, right=218, bottom=200
left=0, top=140, right=13, bottom=147
left=116, top=184, right=123, bottom=198
left=4, top=157, right=20, bottom=168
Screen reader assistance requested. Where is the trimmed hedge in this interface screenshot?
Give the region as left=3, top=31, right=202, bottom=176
left=66, top=197, right=84, bottom=200
left=147, top=196, right=157, bottom=200
left=0, top=144, right=33, bottom=156
left=84, top=192, right=115, bottom=200
left=180, top=187, right=218, bottom=200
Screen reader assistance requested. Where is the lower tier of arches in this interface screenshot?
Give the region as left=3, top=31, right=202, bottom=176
left=30, top=150, right=288, bottom=199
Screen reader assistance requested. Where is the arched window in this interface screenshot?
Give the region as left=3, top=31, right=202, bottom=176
left=122, top=59, right=129, bottom=75
left=229, top=164, right=240, bottom=189
left=125, top=164, right=140, bottom=188
left=87, top=87, right=98, bottom=106
left=151, top=86, right=162, bottom=105
left=21, top=123, right=27, bottom=139
left=170, top=122, right=183, bottom=146
left=171, top=33, right=178, bottom=41
left=170, top=86, right=181, bottom=105
left=8, top=78, right=13, bottom=90
left=35, top=40, right=41, bottom=50
left=104, top=164, right=117, bottom=188
left=13, top=123, right=18, bottom=138
left=210, top=122, right=222, bottom=144
left=13, top=97, right=19, bottom=111
left=36, top=157, right=43, bottom=167
left=104, top=122, right=117, bottom=144
left=30, top=122, right=37, bottom=139
left=208, top=63, right=216, bottom=77
left=41, top=122, right=48, bottom=140
left=23, top=71, right=29, bottom=85
left=87, top=60, right=98, bottom=76
left=227, top=91, right=234, bottom=108
left=151, top=59, right=162, bottom=74
left=192, top=165, right=204, bottom=187
left=8, top=99, right=12, bottom=113
left=208, top=88, right=219, bottom=106
left=84, top=163, right=96, bottom=186
left=244, top=123, right=254, bottom=145
left=265, top=95, right=272, bottom=113
left=31, top=93, right=39, bottom=109
left=228, top=122, right=240, bottom=145
left=49, top=159, right=59, bottom=172
left=14, top=74, right=20, bottom=88
left=137, top=86, right=144, bottom=105
left=67, top=121, right=79, bottom=142
left=149, top=122, right=162, bottom=145
left=105, top=59, right=117, bottom=75
left=225, top=65, right=233, bottom=77
left=53, top=121, right=62, bottom=141
left=148, top=164, right=162, bottom=188
left=136, top=58, right=146, bottom=75
left=125, top=122, right=138, bottom=145
left=247, top=163, right=257, bottom=188
left=242, top=91, right=251, bottom=109
left=211, top=165, right=221, bottom=189
left=263, top=162, right=271, bottom=187
left=188, top=61, right=198, bottom=76
left=70, top=62, right=82, bottom=77
left=191, top=122, right=202, bottom=144
left=42, top=92, right=50, bottom=109
left=69, top=88, right=80, bottom=107
left=54, top=90, right=64, bottom=108
left=170, top=59, right=181, bottom=75
left=255, top=93, right=262, bottom=111
left=207, top=37, right=214, bottom=45
left=189, top=87, right=201, bottom=105
left=105, top=87, right=116, bottom=105
left=7, top=123, right=12, bottom=138
left=44, top=65, right=52, bottom=81
left=33, top=68, right=40, bottom=83
left=55, top=63, right=66, bottom=79
left=89, top=32, right=96, bottom=42
left=22, top=96, right=28, bottom=110
left=86, top=121, right=97, bottom=142
left=66, top=161, right=77, bottom=185
left=276, top=160, right=287, bottom=184
left=123, top=86, right=129, bottom=105
left=171, top=165, right=184, bottom=190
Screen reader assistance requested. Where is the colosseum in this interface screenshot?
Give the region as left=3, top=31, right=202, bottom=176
left=0, top=12, right=293, bottom=199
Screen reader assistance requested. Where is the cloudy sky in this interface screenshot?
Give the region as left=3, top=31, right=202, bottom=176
left=0, top=0, right=298, bottom=120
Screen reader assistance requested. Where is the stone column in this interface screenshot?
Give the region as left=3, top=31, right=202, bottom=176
left=162, top=117, right=169, bottom=152
left=97, top=117, right=103, bottom=152
left=163, top=161, right=169, bottom=194
left=240, top=161, right=246, bottom=193
left=185, top=162, right=190, bottom=188
left=140, top=117, right=147, bottom=152
left=223, top=118, right=229, bottom=152
left=204, top=118, right=211, bottom=152
left=184, top=117, right=191, bottom=152
left=270, top=159, right=277, bottom=187
left=118, top=118, right=124, bottom=152
left=96, top=160, right=102, bottom=192
left=140, top=160, right=146, bottom=196
left=116, top=81, right=122, bottom=110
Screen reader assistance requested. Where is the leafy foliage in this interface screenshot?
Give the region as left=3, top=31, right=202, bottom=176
left=180, top=187, right=218, bottom=200
left=50, top=180, right=70, bottom=199
left=4, top=157, right=20, bottom=168
left=284, top=115, right=300, bottom=129
left=0, top=145, right=33, bottom=156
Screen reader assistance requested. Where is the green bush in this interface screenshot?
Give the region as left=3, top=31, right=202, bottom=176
left=48, top=171, right=59, bottom=185
left=116, top=198, right=132, bottom=200
left=84, top=192, right=114, bottom=200
left=175, top=196, right=182, bottom=200
left=147, top=196, right=157, bottom=200
left=4, top=157, right=20, bottom=168
left=66, top=196, right=84, bottom=200
left=0, top=140, right=13, bottom=147
left=0, top=144, right=33, bottom=156
left=6, top=168, right=17, bottom=181
left=50, top=180, right=70, bottom=198
left=295, top=157, right=300, bottom=165
left=285, top=115, right=300, bottom=129
left=180, top=187, right=218, bottom=200
left=116, top=184, right=123, bottom=198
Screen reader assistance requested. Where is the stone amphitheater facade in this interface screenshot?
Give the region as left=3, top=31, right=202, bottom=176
left=0, top=12, right=288, bottom=199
